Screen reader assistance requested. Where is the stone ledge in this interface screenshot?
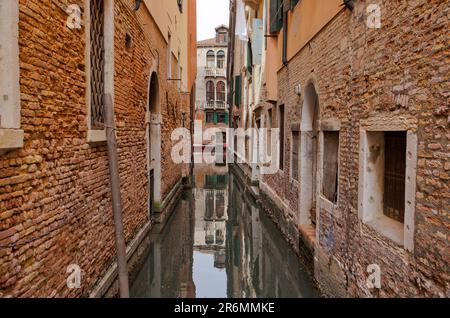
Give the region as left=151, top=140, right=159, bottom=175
left=87, top=129, right=107, bottom=144
left=0, top=129, right=24, bottom=154
left=88, top=130, right=106, bottom=144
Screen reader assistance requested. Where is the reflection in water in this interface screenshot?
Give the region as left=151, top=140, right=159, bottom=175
left=130, top=165, right=319, bottom=298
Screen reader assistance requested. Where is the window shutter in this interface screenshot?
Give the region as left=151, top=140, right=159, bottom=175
left=213, top=112, right=218, bottom=125
left=225, top=112, right=229, bottom=125
left=246, top=41, right=253, bottom=74
left=234, top=75, right=242, bottom=106
left=269, top=0, right=283, bottom=34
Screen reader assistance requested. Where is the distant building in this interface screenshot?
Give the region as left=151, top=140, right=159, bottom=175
left=195, top=25, right=229, bottom=149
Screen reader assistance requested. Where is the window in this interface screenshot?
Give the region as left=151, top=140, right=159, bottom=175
left=384, top=132, right=407, bottom=223
left=167, top=33, right=172, bottom=79
left=216, top=81, right=226, bottom=102
left=207, top=50, right=215, bottom=68
left=269, top=0, right=283, bottom=34
left=217, top=112, right=228, bottom=124
left=206, top=112, right=215, bottom=123
left=0, top=1, right=23, bottom=152
left=359, top=129, right=417, bottom=251
left=217, top=32, right=227, bottom=43
left=90, top=0, right=106, bottom=130
left=322, top=131, right=339, bottom=203
left=279, top=105, right=285, bottom=171
left=206, top=81, right=215, bottom=102
left=291, top=130, right=300, bottom=181
left=217, top=50, right=225, bottom=69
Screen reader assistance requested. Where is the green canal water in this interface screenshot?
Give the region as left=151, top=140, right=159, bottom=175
left=130, top=164, right=319, bottom=298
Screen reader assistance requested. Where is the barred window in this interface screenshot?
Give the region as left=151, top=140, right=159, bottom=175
left=90, top=0, right=105, bottom=130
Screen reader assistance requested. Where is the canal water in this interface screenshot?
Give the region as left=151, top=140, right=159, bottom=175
left=130, top=164, right=319, bottom=298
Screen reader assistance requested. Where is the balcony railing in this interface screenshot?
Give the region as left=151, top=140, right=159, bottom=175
left=216, top=101, right=226, bottom=109
left=206, top=101, right=215, bottom=109
left=205, top=67, right=226, bottom=78
left=205, top=101, right=227, bottom=110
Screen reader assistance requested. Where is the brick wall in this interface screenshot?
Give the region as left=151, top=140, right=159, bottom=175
left=0, top=0, right=189, bottom=297
left=260, top=0, right=449, bottom=297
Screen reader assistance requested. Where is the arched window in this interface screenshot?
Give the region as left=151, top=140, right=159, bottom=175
left=206, top=50, right=215, bottom=68
left=206, top=81, right=215, bottom=102
left=216, top=81, right=226, bottom=102
left=217, top=50, right=225, bottom=69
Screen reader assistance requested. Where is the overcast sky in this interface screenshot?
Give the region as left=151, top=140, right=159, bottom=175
left=197, top=0, right=230, bottom=41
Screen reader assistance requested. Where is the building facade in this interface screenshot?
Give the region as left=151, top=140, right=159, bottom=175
left=228, top=0, right=449, bottom=297
left=0, top=0, right=196, bottom=297
left=195, top=25, right=230, bottom=148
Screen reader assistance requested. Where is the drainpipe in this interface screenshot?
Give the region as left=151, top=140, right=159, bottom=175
left=104, top=93, right=130, bottom=298
left=282, top=8, right=288, bottom=66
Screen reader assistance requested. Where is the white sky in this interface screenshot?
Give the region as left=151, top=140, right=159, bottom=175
left=197, top=0, right=230, bottom=41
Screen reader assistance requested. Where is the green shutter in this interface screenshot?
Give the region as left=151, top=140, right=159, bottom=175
left=225, top=112, right=229, bottom=125
left=213, top=112, right=218, bottom=125
left=246, top=41, right=253, bottom=74
left=234, top=75, right=242, bottom=106
left=270, top=0, right=283, bottom=33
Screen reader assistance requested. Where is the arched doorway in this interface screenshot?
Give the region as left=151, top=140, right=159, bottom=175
left=147, top=71, right=161, bottom=217
left=299, top=82, right=319, bottom=226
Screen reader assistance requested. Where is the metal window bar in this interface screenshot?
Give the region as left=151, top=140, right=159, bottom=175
left=384, top=132, right=407, bottom=223
left=90, top=0, right=106, bottom=129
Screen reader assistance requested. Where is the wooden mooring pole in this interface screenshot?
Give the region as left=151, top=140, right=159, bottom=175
left=104, top=93, right=130, bottom=298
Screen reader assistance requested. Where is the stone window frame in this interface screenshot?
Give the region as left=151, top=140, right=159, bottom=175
left=318, top=119, right=341, bottom=214
left=358, top=116, right=417, bottom=252
left=85, top=0, right=115, bottom=144
left=0, top=1, right=24, bottom=153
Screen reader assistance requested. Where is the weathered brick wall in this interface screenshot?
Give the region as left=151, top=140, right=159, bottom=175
left=0, top=0, right=188, bottom=297
left=261, top=0, right=449, bottom=297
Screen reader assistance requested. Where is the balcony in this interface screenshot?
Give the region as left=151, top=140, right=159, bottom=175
left=205, top=67, right=226, bottom=78
left=216, top=101, right=226, bottom=109
left=206, top=101, right=215, bottom=109
left=205, top=101, right=227, bottom=110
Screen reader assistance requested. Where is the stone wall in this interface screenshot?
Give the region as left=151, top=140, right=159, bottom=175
left=0, top=0, right=189, bottom=297
left=260, top=0, right=449, bottom=297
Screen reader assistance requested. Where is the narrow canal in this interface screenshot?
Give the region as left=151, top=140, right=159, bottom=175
left=130, top=164, right=319, bottom=298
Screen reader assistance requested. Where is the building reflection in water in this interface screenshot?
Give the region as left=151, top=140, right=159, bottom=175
left=130, top=164, right=318, bottom=298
